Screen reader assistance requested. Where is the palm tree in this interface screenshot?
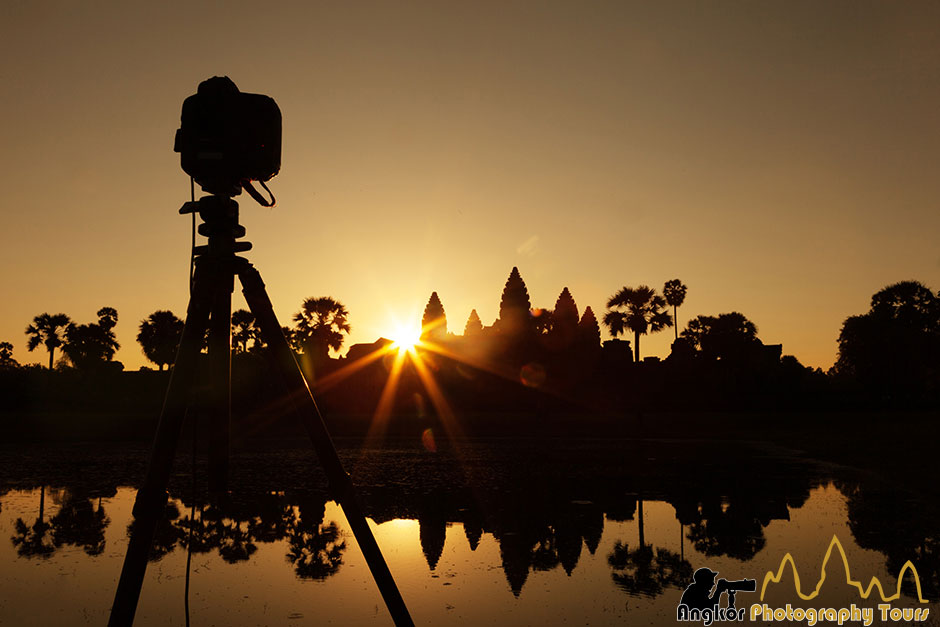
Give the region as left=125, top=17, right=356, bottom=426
left=603, top=286, right=672, bottom=363
left=25, top=313, right=71, bottom=369
left=137, top=310, right=184, bottom=370
left=62, top=307, right=121, bottom=369
left=292, top=297, right=351, bottom=361
left=663, top=279, right=688, bottom=341
left=97, top=306, right=118, bottom=331
left=231, top=309, right=261, bottom=354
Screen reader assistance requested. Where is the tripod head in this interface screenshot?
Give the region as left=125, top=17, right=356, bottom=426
left=179, top=195, right=252, bottom=258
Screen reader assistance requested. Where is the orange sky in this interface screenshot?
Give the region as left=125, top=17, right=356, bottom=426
left=1, top=1, right=938, bottom=371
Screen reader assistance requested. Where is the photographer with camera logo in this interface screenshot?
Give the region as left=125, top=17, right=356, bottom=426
left=677, top=567, right=756, bottom=624
left=680, top=568, right=730, bottom=611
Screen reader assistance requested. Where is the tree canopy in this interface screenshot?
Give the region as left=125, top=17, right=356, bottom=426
left=833, top=281, right=939, bottom=399
left=681, top=312, right=760, bottom=362
left=137, top=310, right=184, bottom=370
left=869, top=280, right=939, bottom=331
left=603, top=286, right=672, bottom=363
left=292, top=297, right=351, bottom=359
left=0, top=341, right=18, bottom=369
left=663, top=279, right=688, bottom=340
left=231, top=309, right=262, bottom=355
left=25, top=313, right=71, bottom=369
left=63, top=307, right=120, bottom=370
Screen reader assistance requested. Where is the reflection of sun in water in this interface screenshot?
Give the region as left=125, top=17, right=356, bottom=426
left=390, top=324, right=421, bottom=353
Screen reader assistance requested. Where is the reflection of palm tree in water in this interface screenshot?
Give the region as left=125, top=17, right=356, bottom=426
left=180, top=504, right=257, bottom=563
left=608, top=497, right=693, bottom=597
left=246, top=494, right=293, bottom=544
left=176, top=505, right=215, bottom=555
left=11, top=485, right=55, bottom=558
left=160, top=493, right=343, bottom=577
left=285, top=501, right=346, bottom=579
left=838, top=481, right=940, bottom=599
left=218, top=520, right=258, bottom=563
left=685, top=498, right=766, bottom=561
left=609, top=542, right=692, bottom=597
left=50, top=490, right=109, bottom=556
left=173, top=496, right=292, bottom=561
left=127, top=502, right=185, bottom=561
left=530, top=525, right=559, bottom=572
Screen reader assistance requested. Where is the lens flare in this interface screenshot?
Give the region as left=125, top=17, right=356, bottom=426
left=421, top=428, right=437, bottom=452
left=390, top=324, right=421, bottom=353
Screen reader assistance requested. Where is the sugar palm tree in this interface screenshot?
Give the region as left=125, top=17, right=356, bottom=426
left=292, top=297, right=351, bottom=360
left=663, top=279, right=688, bottom=341
left=603, top=286, right=672, bottom=363
left=25, top=313, right=71, bottom=369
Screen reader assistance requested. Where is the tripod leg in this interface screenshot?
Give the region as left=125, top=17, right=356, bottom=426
left=109, top=260, right=216, bottom=627
left=239, top=262, right=414, bottom=627
left=206, top=277, right=233, bottom=493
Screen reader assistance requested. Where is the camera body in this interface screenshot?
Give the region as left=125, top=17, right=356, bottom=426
left=174, top=76, right=281, bottom=195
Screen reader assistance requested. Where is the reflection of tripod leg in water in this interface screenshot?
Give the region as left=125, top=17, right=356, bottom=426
left=109, top=195, right=414, bottom=627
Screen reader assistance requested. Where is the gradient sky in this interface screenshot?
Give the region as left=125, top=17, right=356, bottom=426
left=2, top=1, right=938, bottom=371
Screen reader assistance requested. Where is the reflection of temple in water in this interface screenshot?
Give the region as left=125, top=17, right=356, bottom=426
left=2, top=483, right=818, bottom=596
left=2, top=441, right=937, bottom=600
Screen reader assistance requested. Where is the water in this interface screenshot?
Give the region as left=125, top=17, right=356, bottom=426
left=0, top=439, right=936, bottom=625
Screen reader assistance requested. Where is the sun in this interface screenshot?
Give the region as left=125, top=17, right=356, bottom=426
left=390, top=324, right=422, bottom=353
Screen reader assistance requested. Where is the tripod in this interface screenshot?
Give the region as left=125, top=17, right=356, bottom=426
left=109, top=194, right=414, bottom=626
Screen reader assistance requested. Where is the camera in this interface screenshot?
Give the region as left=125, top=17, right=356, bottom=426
left=722, top=579, right=757, bottom=592
left=174, top=76, right=281, bottom=196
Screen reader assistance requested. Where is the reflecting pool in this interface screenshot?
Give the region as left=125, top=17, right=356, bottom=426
left=0, top=439, right=936, bottom=625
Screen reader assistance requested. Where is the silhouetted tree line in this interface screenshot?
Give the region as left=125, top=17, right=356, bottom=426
left=320, top=273, right=937, bottom=421
left=1, top=277, right=936, bottom=432
left=829, top=281, right=940, bottom=405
